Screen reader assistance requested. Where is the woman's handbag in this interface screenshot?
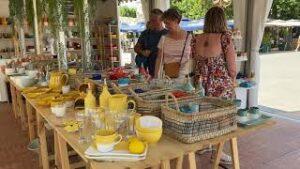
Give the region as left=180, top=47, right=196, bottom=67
left=163, top=33, right=189, bottom=78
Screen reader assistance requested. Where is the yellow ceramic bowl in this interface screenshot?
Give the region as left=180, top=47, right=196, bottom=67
left=136, top=128, right=162, bottom=144
left=95, top=130, right=118, bottom=144
left=135, top=116, right=162, bottom=133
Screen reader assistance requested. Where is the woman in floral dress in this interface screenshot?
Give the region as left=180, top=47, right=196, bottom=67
left=192, top=6, right=237, bottom=99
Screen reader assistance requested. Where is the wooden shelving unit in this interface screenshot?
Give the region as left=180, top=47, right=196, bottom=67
left=0, top=21, right=15, bottom=59
left=98, top=24, right=120, bottom=68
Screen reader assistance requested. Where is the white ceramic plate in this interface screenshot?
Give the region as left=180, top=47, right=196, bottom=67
left=85, top=154, right=146, bottom=161
left=85, top=143, right=148, bottom=158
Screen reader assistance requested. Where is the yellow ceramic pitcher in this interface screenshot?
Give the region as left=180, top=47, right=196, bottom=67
left=49, top=71, right=69, bottom=92
left=108, top=94, right=136, bottom=113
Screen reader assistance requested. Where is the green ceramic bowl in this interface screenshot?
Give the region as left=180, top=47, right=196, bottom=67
left=237, top=109, right=248, bottom=117
left=249, top=107, right=259, bottom=114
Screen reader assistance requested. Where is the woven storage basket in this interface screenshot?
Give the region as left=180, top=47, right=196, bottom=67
left=130, top=88, right=198, bottom=117
left=161, top=93, right=237, bottom=144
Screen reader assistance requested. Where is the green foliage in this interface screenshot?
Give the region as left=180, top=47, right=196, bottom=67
left=9, top=0, right=25, bottom=24
left=25, top=0, right=34, bottom=28
left=21, top=0, right=47, bottom=29
left=269, top=0, right=300, bottom=20
left=73, top=0, right=98, bottom=39
left=262, top=32, right=272, bottom=45
left=120, top=6, right=137, bottom=18
left=46, top=0, right=68, bottom=37
left=171, top=0, right=233, bottom=19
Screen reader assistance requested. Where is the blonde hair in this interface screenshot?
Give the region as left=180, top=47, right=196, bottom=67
left=204, top=6, right=228, bottom=33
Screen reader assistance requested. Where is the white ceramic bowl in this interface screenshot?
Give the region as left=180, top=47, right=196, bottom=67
left=237, top=116, right=249, bottom=123
left=26, top=70, right=38, bottom=78
left=5, top=68, right=15, bottom=75
left=139, top=116, right=162, bottom=129
left=248, top=113, right=261, bottom=120
left=17, top=67, right=25, bottom=74
left=51, top=105, right=67, bottom=117
left=14, top=76, right=37, bottom=88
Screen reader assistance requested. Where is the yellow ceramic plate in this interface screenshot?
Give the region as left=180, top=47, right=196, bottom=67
left=37, top=99, right=52, bottom=107
left=22, top=86, right=38, bottom=93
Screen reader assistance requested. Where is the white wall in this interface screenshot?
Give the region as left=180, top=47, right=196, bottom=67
left=95, top=0, right=118, bottom=22
left=0, top=0, right=9, bottom=17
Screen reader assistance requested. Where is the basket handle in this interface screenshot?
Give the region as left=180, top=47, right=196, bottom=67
left=165, top=92, right=180, bottom=111
left=128, top=87, right=143, bottom=101
left=111, top=82, right=123, bottom=94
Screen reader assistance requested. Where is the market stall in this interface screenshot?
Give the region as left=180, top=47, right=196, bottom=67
left=5, top=68, right=275, bottom=169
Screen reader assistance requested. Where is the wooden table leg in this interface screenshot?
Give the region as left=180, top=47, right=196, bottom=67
left=17, top=92, right=27, bottom=130
left=212, top=141, right=225, bottom=169
left=175, top=156, right=183, bottom=169
left=9, top=84, right=17, bottom=119
left=26, top=100, right=35, bottom=141
left=54, top=131, right=61, bottom=169
left=230, top=137, right=240, bottom=169
left=187, top=152, right=197, bottom=169
left=57, top=134, right=71, bottom=169
left=161, top=160, right=171, bottom=169
left=36, top=113, right=50, bottom=169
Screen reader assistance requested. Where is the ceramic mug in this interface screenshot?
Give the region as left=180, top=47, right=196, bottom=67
left=95, top=130, right=122, bottom=153
left=95, top=134, right=122, bottom=153
left=108, top=94, right=136, bottom=113
left=249, top=107, right=260, bottom=119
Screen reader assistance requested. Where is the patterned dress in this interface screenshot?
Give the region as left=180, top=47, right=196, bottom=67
left=192, top=32, right=235, bottom=99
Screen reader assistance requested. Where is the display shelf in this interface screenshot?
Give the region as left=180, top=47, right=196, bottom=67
left=0, top=52, right=15, bottom=55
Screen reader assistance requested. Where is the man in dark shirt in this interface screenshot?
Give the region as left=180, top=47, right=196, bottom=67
left=134, top=9, right=168, bottom=77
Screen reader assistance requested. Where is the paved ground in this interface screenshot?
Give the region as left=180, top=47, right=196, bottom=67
left=259, top=51, right=300, bottom=113
left=1, top=102, right=300, bottom=169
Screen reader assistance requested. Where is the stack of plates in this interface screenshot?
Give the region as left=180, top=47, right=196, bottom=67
left=84, top=144, right=148, bottom=161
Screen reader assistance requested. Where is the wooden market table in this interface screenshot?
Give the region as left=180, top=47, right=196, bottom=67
left=21, top=91, right=276, bottom=169
left=7, top=77, right=28, bottom=131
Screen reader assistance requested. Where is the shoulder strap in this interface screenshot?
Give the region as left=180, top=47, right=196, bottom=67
left=158, top=36, right=165, bottom=79
left=179, top=32, right=190, bottom=64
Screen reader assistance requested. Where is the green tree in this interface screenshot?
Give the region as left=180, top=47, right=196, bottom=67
left=269, top=0, right=300, bottom=19
left=171, top=0, right=233, bottom=19
left=120, top=6, right=137, bottom=18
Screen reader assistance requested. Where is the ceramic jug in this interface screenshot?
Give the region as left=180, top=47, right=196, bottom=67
left=49, top=71, right=69, bottom=91
left=108, top=94, right=136, bottom=113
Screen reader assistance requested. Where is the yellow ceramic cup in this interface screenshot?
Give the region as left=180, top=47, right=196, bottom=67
left=108, top=94, right=136, bottom=113
left=95, top=130, right=119, bottom=144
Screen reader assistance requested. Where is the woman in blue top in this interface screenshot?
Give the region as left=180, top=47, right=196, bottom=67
left=134, top=9, right=168, bottom=77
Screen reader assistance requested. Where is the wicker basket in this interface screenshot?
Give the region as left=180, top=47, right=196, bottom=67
left=161, top=93, right=237, bottom=144
left=130, top=88, right=198, bottom=117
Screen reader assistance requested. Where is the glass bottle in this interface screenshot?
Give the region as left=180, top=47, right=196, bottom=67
left=99, top=79, right=111, bottom=109
left=84, top=83, right=96, bottom=114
